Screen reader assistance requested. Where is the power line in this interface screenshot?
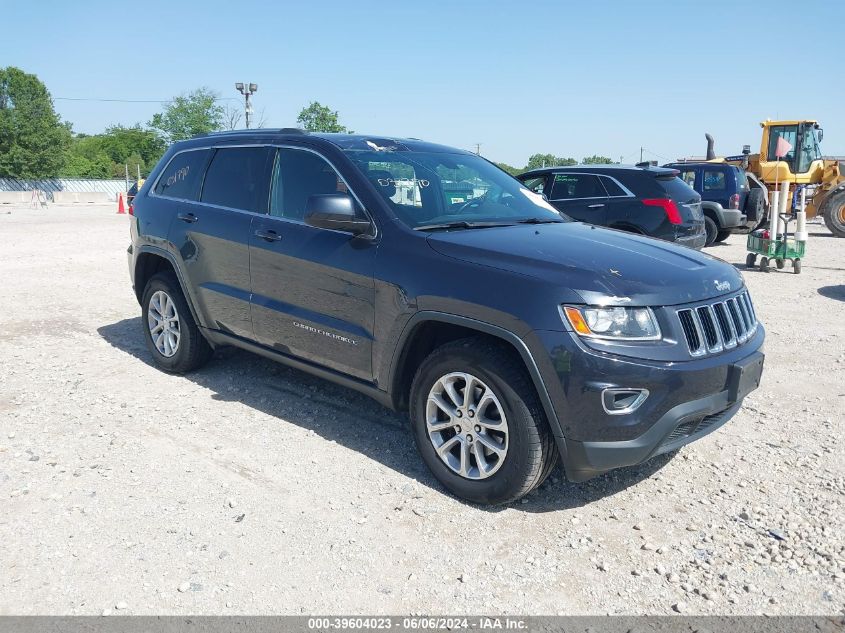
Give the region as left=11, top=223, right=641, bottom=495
left=54, top=97, right=238, bottom=103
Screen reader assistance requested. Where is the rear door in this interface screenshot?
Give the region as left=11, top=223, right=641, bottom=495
left=159, top=146, right=267, bottom=339
left=249, top=147, right=377, bottom=381
left=547, top=172, right=608, bottom=224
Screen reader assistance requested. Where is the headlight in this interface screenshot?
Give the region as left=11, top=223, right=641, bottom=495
left=562, top=305, right=661, bottom=340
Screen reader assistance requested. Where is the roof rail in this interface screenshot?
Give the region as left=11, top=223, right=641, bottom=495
left=191, top=127, right=309, bottom=139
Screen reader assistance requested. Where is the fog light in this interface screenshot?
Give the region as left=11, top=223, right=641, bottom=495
left=601, top=388, right=649, bottom=415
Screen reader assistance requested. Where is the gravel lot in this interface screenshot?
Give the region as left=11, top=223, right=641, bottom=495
left=0, top=204, right=843, bottom=616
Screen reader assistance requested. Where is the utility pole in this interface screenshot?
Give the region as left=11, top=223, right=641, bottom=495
left=235, top=82, right=258, bottom=129
left=640, top=147, right=644, bottom=163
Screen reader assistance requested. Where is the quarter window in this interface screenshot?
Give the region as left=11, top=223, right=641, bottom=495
left=200, top=147, right=272, bottom=212
left=154, top=149, right=210, bottom=200
left=270, top=149, right=351, bottom=221
left=550, top=173, right=606, bottom=200
left=599, top=176, right=627, bottom=197
left=703, top=170, right=726, bottom=191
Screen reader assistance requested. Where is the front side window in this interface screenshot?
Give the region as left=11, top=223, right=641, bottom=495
left=550, top=173, right=606, bottom=200
left=521, top=176, right=547, bottom=194
left=154, top=149, right=209, bottom=200
left=344, top=150, right=561, bottom=229
left=270, top=149, right=350, bottom=221
left=703, top=170, right=726, bottom=191
left=200, top=147, right=272, bottom=212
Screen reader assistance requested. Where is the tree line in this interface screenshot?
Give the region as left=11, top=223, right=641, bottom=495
left=495, top=153, right=614, bottom=176
left=1, top=66, right=612, bottom=181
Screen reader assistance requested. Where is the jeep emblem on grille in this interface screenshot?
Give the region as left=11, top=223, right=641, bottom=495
left=714, top=280, right=731, bottom=292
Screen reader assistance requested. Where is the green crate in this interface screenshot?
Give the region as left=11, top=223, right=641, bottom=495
left=746, top=233, right=806, bottom=259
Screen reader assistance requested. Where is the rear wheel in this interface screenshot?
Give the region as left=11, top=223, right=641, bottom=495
left=410, top=338, right=557, bottom=505
left=703, top=216, right=718, bottom=247
left=821, top=189, right=845, bottom=238
left=745, top=188, right=766, bottom=228
left=745, top=253, right=757, bottom=268
left=141, top=272, right=212, bottom=373
left=793, top=259, right=802, bottom=274
left=715, top=229, right=731, bottom=243
left=776, top=258, right=785, bottom=269
left=760, top=256, right=770, bottom=272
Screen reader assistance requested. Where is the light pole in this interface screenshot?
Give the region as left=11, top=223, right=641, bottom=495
left=235, top=82, right=258, bottom=129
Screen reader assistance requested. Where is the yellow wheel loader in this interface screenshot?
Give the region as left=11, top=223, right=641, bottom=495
left=704, top=120, right=845, bottom=237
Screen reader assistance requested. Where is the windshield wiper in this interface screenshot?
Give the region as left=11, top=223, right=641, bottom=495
left=515, top=217, right=564, bottom=224
left=414, top=220, right=515, bottom=231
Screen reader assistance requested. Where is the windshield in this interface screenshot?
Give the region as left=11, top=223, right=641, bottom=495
left=344, top=150, right=563, bottom=229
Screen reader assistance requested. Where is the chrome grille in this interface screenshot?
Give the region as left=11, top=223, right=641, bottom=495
left=676, top=291, right=758, bottom=357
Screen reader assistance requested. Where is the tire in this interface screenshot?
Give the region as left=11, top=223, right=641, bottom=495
left=776, top=258, right=785, bottom=270
left=703, top=216, right=718, bottom=247
left=793, top=259, right=801, bottom=274
left=745, top=253, right=756, bottom=268
left=821, top=189, right=845, bottom=238
left=409, top=338, right=557, bottom=505
left=745, top=188, right=766, bottom=224
left=141, top=271, right=212, bottom=373
left=715, top=229, right=731, bottom=243
left=760, top=257, right=770, bottom=272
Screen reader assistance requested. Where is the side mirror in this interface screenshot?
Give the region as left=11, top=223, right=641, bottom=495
left=304, top=193, right=372, bottom=235
left=818, top=128, right=824, bottom=142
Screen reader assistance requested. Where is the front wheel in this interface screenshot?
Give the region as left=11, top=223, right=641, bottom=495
left=745, top=253, right=757, bottom=268
left=715, top=229, right=731, bottom=243
left=409, top=338, right=557, bottom=505
left=821, top=189, right=845, bottom=238
left=141, top=272, right=212, bottom=373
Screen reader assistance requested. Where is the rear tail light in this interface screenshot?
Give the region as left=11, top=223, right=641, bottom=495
left=643, top=198, right=682, bottom=224
left=729, top=193, right=740, bottom=209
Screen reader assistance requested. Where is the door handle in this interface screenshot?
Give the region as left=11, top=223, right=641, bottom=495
left=587, top=203, right=605, bottom=209
left=254, top=229, right=282, bottom=242
left=177, top=212, right=198, bottom=223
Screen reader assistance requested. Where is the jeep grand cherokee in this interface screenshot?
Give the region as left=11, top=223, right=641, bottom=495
left=127, top=129, right=765, bottom=505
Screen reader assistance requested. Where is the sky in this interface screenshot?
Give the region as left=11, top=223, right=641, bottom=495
left=3, top=0, right=844, bottom=167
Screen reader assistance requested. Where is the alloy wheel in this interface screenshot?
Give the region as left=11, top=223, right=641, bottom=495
left=147, top=290, right=180, bottom=358
left=425, top=372, right=509, bottom=480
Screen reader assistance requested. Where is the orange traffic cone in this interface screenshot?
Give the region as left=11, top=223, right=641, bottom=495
left=117, top=193, right=126, bottom=214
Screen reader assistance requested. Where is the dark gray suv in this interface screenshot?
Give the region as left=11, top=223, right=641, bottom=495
left=128, top=129, right=765, bottom=505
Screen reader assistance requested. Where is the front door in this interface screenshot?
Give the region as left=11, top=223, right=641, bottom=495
left=547, top=172, right=609, bottom=225
left=249, top=147, right=377, bottom=381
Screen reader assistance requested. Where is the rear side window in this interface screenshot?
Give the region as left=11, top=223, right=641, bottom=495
left=201, top=147, right=272, bottom=212
left=599, top=176, right=627, bottom=197
left=153, top=149, right=209, bottom=200
left=703, top=170, right=726, bottom=191
left=678, top=169, right=697, bottom=188
left=658, top=176, right=699, bottom=202
left=550, top=173, right=606, bottom=200
left=734, top=168, right=749, bottom=189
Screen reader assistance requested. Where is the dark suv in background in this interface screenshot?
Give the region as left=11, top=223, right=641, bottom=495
left=664, top=162, right=764, bottom=246
left=128, top=130, right=764, bottom=505
left=517, top=165, right=706, bottom=249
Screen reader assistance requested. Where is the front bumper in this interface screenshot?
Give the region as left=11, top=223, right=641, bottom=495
left=527, top=326, right=765, bottom=482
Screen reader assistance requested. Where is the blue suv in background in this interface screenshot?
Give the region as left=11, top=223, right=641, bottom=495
left=664, top=162, right=764, bottom=246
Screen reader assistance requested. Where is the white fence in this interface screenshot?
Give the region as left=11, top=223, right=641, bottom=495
left=0, top=178, right=131, bottom=202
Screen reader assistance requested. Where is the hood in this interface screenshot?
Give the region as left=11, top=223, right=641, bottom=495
left=426, top=222, right=744, bottom=307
